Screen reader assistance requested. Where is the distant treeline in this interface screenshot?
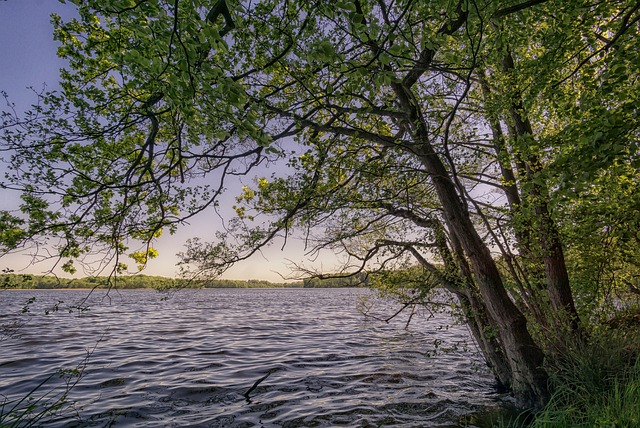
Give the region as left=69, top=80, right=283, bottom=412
left=302, top=272, right=369, bottom=288
left=0, top=273, right=367, bottom=289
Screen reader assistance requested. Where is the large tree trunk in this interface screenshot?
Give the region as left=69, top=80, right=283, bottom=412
left=460, top=291, right=512, bottom=390
left=416, top=139, right=548, bottom=407
left=431, top=219, right=513, bottom=389
left=478, top=74, right=555, bottom=329
left=498, top=50, right=582, bottom=335
left=390, top=74, right=549, bottom=406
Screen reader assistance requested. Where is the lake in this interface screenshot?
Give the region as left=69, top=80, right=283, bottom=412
left=0, top=288, right=509, bottom=427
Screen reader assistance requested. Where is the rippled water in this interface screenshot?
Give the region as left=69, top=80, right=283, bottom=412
left=0, top=288, right=508, bottom=427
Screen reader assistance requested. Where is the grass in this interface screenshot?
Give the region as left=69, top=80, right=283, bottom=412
left=0, top=347, right=92, bottom=428
left=0, top=367, right=85, bottom=428
left=500, top=320, right=640, bottom=428
left=527, top=360, right=640, bottom=427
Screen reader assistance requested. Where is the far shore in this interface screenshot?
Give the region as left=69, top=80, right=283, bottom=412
left=1, top=272, right=365, bottom=290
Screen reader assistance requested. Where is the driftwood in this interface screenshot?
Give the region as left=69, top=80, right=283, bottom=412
left=244, top=368, right=278, bottom=400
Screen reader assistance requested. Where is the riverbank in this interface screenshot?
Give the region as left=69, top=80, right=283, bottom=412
left=0, top=273, right=300, bottom=289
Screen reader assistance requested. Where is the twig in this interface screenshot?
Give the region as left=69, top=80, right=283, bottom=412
left=243, top=368, right=278, bottom=400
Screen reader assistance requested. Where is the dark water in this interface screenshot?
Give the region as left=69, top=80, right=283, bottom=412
left=0, top=288, right=508, bottom=427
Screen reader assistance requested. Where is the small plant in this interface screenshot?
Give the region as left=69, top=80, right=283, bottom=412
left=0, top=352, right=91, bottom=427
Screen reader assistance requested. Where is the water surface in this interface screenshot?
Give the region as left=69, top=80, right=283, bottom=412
left=0, top=288, right=507, bottom=426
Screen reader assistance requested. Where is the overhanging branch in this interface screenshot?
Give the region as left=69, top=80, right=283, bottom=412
left=492, top=0, right=551, bottom=19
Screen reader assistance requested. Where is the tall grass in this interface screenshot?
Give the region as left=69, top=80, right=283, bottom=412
left=0, top=343, right=95, bottom=428
left=529, top=358, right=640, bottom=427
left=0, top=367, right=84, bottom=428
left=502, top=323, right=640, bottom=428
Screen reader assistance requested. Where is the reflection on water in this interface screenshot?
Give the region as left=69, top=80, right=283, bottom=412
left=0, top=288, right=509, bottom=427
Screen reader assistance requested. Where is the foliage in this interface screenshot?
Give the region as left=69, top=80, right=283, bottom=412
left=1, top=0, right=274, bottom=275
left=1, top=0, right=640, bottom=408
left=1, top=0, right=636, bottom=285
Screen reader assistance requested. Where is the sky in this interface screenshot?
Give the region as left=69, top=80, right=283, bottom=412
left=0, top=1, right=334, bottom=281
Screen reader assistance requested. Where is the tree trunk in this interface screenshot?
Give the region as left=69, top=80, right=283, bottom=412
left=478, top=75, right=556, bottom=329
left=431, top=218, right=512, bottom=389
left=459, top=290, right=513, bottom=390
left=416, top=140, right=549, bottom=408
left=391, top=76, right=548, bottom=408
left=497, top=50, right=582, bottom=334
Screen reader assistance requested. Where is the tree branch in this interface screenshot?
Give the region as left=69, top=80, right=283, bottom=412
left=491, top=0, right=551, bottom=19
left=402, top=0, right=468, bottom=88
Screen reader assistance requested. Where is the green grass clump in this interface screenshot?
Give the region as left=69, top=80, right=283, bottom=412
left=500, top=323, right=640, bottom=428
left=530, top=360, right=640, bottom=427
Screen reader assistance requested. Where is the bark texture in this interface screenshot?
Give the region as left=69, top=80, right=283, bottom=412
left=400, top=97, right=549, bottom=406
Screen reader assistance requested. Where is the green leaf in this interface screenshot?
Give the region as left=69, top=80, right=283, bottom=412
left=336, top=1, right=356, bottom=12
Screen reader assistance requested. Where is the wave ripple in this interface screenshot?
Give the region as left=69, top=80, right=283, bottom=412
left=0, top=288, right=508, bottom=427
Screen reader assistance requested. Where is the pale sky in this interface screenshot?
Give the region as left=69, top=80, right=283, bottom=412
left=0, top=1, right=335, bottom=281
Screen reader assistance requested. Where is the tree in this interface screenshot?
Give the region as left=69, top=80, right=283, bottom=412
left=2, top=0, right=639, bottom=409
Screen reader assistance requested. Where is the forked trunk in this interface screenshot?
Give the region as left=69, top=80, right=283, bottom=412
left=391, top=75, right=549, bottom=407
left=416, top=140, right=549, bottom=408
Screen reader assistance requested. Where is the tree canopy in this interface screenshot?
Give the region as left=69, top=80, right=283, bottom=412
left=2, top=0, right=639, bottom=409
